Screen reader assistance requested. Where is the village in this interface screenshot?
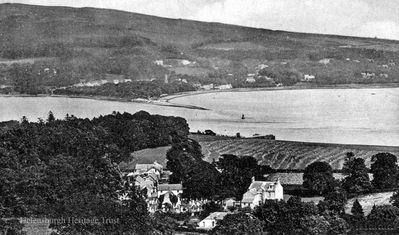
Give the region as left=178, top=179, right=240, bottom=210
left=124, top=160, right=284, bottom=231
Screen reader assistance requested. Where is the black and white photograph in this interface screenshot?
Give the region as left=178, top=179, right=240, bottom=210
left=0, top=0, right=398, bottom=234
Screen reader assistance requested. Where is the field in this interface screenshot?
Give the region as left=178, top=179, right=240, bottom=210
left=119, top=134, right=399, bottom=172
left=190, top=135, right=399, bottom=170
left=345, top=192, right=395, bottom=215
left=119, top=146, right=170, bottom=171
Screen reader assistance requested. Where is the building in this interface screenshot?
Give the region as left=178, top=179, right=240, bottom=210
left=200, top=84, right=214, bottom=90
left=158, top=183, right=183, bottom=212
left=302, top=74, right=315, bottom=82
left=215, top=84, right=232, bottom=90
left=198, top=212, right=229, bottom=230
left=241, top=177, right=283, bottom=209
left=246, top=77, right=256, bottom=83
left=222, top=198, right=237, bottom=210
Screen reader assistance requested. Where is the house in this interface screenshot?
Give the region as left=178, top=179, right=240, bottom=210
left=222, top=198, right=237, bottom=210
left=302, top=74, right=315, bottom=82
left=158, top=183, right=183, bottom=197
left=379, top=73, right=389, bottom=78
left=241, top=177, right=283, bottom=209
left=198, top=212, right=229, bottom=230
left=215, top=84, right=232, bottom=90
left=158, top=183, right=183, bottom=212
left=134, top=161, right=163, bottom=175
left=200, top=84, right=214, bottom=90
left=246, top=77, right=256, bottom=83
left=154, top=60, right=164, bottom=66
left=382, top=64, right=389, bottom=68
left=361, top=72, right=375, bottom=79
left=318, top=58, right=331, bottom=65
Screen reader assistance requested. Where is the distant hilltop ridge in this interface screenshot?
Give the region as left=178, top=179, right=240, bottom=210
left=1, top=3, right=399, bottom=96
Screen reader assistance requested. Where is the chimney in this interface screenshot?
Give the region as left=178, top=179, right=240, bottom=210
left=252, top=176, right=255, bottom=182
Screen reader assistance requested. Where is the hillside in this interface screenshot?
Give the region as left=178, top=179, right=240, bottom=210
left=190, top=135, right=399, bottom=170
left=1, top=3, right=399, bottom=95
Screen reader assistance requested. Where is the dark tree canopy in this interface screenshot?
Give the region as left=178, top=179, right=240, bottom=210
left=215, top=154, right=267, bottom=200
left=166, top=134, right=220, bottom=200
left=342, top=156, right=371, bottom=195
left=0, top=111, right=189, bottom=234
left=370, top=152, right=398, bottom=189
left=211, top=213, right=264, bottom=235
left=303, top=161, right=335, bottom=195
left=351, top=199, right=364, bottom=219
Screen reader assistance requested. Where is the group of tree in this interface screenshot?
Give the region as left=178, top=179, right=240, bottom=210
left=166, top=135, right=273, bottom=201
left=0, top=111, right=189, bottom=234
left=54, top=80, right=196, bottom=99
left=303, top=152, right=399, bottom=197
left=251, top=196, right=348, bottom=235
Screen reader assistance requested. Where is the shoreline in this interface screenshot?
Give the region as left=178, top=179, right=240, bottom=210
left=1, top=83, right=398, bottom=112
left=162, top=83, right=399, bottom=105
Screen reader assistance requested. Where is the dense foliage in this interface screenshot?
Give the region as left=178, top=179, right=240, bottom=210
left=54, top=80, right=196, bottom=99
left=0, top=111, right=189, bottom=234
left=370, top=152, right=398, bottom=189
left=211, top=213, right=264, bottom=235
left=303, top=161, right=336, bottom=195
left=342, top=153, right=371, bottom=195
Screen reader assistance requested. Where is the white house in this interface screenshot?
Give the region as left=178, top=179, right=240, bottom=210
left=246, top=77, right=256, bottom=83
left=200, top=84, right=214, bottom=90
left=215, top=84, right=232, bottom=90
left=241, top=177, right=283, bottom=209
left=198, top=212, right=229, bottom=230
left=154, top=60, right=164, bottom=66
left=302, top=74, right=315, bottom=82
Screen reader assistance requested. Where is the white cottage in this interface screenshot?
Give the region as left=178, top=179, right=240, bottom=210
left=241, top=177, right=283, bottom=209
left=198, top=212, right=228, bottom=230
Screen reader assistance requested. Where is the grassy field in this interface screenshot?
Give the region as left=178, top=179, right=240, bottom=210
left=190, top=135, right=399, bottom=170
left=119, top=146, right=170, bottom=171
left=345, top=192, right=395, bottom=215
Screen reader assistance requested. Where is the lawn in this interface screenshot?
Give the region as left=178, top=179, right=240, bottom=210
left=345, top=192, right=395, bottom=215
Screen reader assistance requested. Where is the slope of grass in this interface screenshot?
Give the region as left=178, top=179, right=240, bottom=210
left=190, top=135, right=399, bottom=170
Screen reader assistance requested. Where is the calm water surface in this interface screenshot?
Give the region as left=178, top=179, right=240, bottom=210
left=0, top=88, right=398, bottom=146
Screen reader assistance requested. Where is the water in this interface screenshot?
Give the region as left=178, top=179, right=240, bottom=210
left=0, top=88, right=398, bottom=146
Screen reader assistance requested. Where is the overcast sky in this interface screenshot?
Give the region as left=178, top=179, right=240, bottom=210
left=2, top=0, right=399, bottom=40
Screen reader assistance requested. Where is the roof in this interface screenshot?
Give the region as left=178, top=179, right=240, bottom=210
left=202, top=212, right=229, bottom=222
left=248, top=181, right=276, bottom=192
left=158, top=183, right=183, bottom=191
left=241, top=191, right=256, bottom=203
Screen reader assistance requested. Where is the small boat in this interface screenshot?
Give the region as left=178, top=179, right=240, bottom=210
left=241, top=114, right=245, bottom=120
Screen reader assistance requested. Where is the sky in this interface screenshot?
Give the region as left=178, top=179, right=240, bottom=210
left=2, top=0, right=399, bottom=40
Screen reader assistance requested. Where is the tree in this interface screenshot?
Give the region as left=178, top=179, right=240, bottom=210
left=318, top=188, right=347, bottom=214
left=211, top=213, right=264, bottom=235
left=216, top=154, right=266, bottom=200
left=342, top=157, right=371, bottom=195
left=367, top=205, right=399, bottom=227
left=351, top=199, right=364, bottom=219
left=166, top=133, right=220, bottom=199
left=253, top=197, right=318, bottom=234
left=300, top=215, right=330, bottom=235
left=370, top=153, right=398, bottom=189
left=199, top=202, right=223, bottom=220
left=303, top=161, right=335, bottom=195
left=47, top=111, right=55, bottom=122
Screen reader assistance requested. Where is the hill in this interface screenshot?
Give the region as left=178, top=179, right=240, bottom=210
left=190, top=134, right=399, bottom=170
left=1, top=3, right=399, bottom=95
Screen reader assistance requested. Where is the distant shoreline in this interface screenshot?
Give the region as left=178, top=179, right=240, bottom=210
left=162, top=83, right=399, bottom=107
left=1, top=83, right=398, bottom=111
